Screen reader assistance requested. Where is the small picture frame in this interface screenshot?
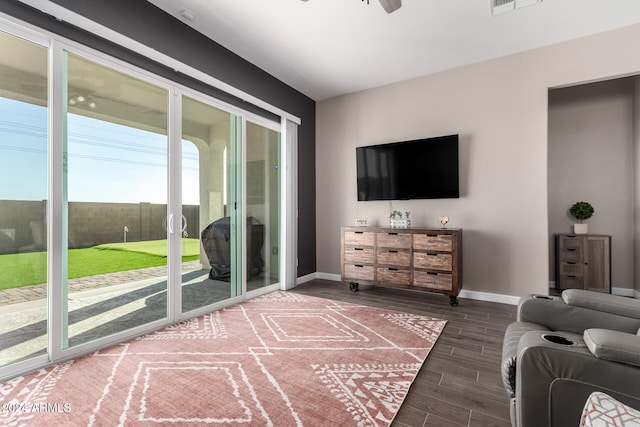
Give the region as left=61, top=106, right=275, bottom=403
left=354, top=218, right=368, bottom=227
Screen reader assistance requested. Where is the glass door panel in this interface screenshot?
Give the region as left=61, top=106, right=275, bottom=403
left=63, top=53, right=169, bottom=348
left=0, top=31, right=48, bottom=367
left=245, top=121, right=280, bottom=291
left=181, top=95, right=240, bottom=313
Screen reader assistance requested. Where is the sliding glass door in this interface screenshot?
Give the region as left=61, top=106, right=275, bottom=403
left=0, top=20, right=293, bottom=381
left=63, top=52, right=169, bottom=348
left=180, top=95, right=241, bottom=314
left=0, top=31, right=48, bottom=368
left=245, top=120, right=281, bottom=293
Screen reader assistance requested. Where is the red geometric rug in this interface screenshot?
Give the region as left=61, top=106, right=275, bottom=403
left=0, top=291, right=446, bottom=426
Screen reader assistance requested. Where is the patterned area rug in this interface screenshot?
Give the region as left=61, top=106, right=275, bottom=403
left=0, top=291, right=446, bottom=426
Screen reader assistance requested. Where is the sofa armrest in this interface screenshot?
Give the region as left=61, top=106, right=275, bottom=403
left=584, top=329, right=640, bottom=367
left=516, top=331, right=640, bottom=427
left=517, top=294, right=563, bottom=323
left=563, top=290, right=640, bottom=320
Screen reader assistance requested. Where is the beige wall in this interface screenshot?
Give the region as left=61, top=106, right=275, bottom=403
left=316, top=24, right=640, bottom=298
left=548, top=78, right=635, bottom=292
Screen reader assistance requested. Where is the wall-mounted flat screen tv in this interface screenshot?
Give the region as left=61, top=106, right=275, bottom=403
left=356, top=134, right=459, bottom=201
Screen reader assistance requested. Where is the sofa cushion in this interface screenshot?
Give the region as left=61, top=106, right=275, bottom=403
left=580, top=391, right=640, bottom=427
left=563, top=290, right=640, bottom=320
left=501, top=321, right=549, bottom=397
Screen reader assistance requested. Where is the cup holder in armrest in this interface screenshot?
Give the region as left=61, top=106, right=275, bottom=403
left=542, top=334, right=574, bottom=346
left=533, top=295, right=553, bottom=300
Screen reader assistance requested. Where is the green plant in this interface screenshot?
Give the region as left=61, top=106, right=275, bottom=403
left=569, top=201, right=594, bottom=223
left=389, top=210, right=411, bottom=219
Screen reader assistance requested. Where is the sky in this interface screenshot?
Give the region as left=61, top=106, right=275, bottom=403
left=0, top=97, right=200, bottom=205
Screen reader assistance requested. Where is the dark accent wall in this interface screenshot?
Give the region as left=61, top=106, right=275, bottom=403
left=0, top=0, right=316, bottom=277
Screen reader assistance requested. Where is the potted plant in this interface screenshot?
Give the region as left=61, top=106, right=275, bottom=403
left=389, top=211, right=410, bottom=228
left=404, top=211, right=411, bottom=229
left=569, top=201, right=594, bottom=234
left=389, top=210, right=401, bottom=228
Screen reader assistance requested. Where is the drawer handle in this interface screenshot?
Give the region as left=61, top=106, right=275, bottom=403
left=388, top=232, right=398, bottom=236
left=354, top=248, right=364, bottom=251
left=354, top=264, right=364, bottom=268
left=567, top=275, right=576, bottom=278
left=566, top=248, right=576, bottom=251
left=427, top=272, right=438, bottom=276
left=388, top=268, right=398, bottom=271
left=354, top=231, right=364, bottom=234
left=427, top=234, right=438, bottom=237
left=567, top=262, right=576, bottom=265
left=388, top=250, right=398, bottom=253
left=427, top=252, right=438, bottom=256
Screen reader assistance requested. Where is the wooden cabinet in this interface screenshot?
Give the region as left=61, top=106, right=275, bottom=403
left=341, top=226, right=462, bottom=305
left=555, top=234, right=611, bottom=293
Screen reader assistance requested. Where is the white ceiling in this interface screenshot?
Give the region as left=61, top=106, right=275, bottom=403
left=146, top=0, right=640, bottom=101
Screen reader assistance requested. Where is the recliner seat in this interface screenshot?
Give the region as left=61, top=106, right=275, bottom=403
left=501, top=290, right=640, bottom=426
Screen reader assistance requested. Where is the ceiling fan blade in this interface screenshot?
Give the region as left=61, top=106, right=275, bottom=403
left=378, top=0, right=402, bottom=13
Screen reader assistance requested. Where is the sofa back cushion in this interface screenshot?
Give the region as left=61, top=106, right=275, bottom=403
left=563, top=290, right=640, bottom=320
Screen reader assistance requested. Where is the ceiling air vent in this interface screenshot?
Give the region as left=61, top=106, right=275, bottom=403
left=490, top=0, right=541, bottom=16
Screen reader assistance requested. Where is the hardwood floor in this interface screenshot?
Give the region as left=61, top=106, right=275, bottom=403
left=291, top=279, right=516, bottom=427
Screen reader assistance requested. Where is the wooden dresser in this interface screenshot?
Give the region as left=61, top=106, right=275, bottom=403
left=555, top=234, right=611, bottom=293
left=341, top=226, right=463, bottom=305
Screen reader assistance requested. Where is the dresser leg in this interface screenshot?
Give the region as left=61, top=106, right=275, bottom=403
left=349, top=282, right=359, bottom=292
left=449, top=295, right=459, bottom=306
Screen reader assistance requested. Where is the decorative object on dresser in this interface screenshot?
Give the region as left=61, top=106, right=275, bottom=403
left=569, top=201, right=594, bottom=234
left=389, top=210, right=410, bottom=229
left=438, top=215, right=449, bottom=228
left=555, top=233, right=611, bottom=293
left=354, top=218, right=369, bottom=227
left=341, top=226, right=462, bottom=305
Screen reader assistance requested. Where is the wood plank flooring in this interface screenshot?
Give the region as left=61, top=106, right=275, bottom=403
left=290, top=279, right=516, bottom=427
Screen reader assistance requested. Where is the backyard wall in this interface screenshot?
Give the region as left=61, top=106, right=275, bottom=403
left=0, top=200, right=199, bottom=252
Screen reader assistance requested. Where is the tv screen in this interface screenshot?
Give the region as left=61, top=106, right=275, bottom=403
left=356, top=134, right=459, bottom=201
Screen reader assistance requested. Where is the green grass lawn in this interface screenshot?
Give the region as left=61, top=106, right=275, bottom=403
left=0, top=239, right=200, bottom=291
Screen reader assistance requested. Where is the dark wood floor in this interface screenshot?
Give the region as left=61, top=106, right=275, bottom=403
left=291, top=279, right=516, bottom=427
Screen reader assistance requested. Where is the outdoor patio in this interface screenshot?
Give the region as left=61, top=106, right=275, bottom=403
left=0, top=261, right=269, bottom=367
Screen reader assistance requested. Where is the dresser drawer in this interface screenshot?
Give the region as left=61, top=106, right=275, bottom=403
left=559, top=249, right=581, bottom=263
left=377, top=232, right=411, bottom=249
left=344, top=264, right=374, bottom=281
left=559, top=262, right=582, bottom=277
left=376, top=248, right=411, bottom=266
left=344, top=247, right=375, bottom=263
left=558, top=275, right=583, bottom=290
left=413, top=271, right=453, bottom=291
left=413, top=252, right=452, bottom=271
left=344, top=231, right=374, bottom=247
left=413, top=234, right=453, bottom=252
left=376, top=267, right=411, bottom=286
left=558, top=236, right=581, bottom=251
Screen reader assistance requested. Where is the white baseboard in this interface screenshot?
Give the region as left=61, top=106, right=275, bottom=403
left=296, top=273, right=318, bottom=285
left=313, top=272, right=342, bottom=282
left=297, top=273, right=640, bottom=301
left=307, top=272, right=521, bottom=305
left=458, top=290, right=520, bottom=305
left=612, top=287, right=635, bottom=297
